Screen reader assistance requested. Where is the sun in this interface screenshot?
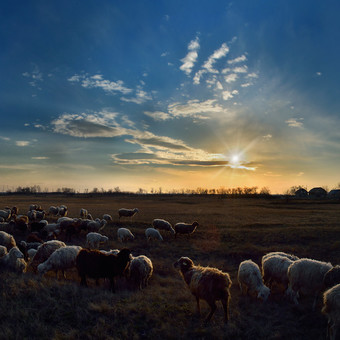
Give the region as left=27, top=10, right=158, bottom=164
left=230, top=154, right=240, bottom=165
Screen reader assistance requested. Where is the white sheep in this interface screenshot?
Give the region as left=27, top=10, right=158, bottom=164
left=118, top=208, right=139, bottom=220
left=145, top=228, right=163, bottom=242
left=102, top=214, right=113, bottom=222
left=238, top=259, right=270, bottom=301
left=286, top=258, right=333, bottom=310
left=152, top=219, right=175, bottom=235
left=261, top=254, right=295, bottom=291
left=174, top=221, right=199, bottom=238
left=0, top=247, right=26, bottom=273
left=322, top=283, right=340, bottom=340
left=174, top=256, right=232, bottom=323
left=86, top=232, right=109, bottom=249
left=87, top=219, right=107, bottom=232
left=262, top=251, right=299, bottom=262
left=129, top=255, right=153, bottom=290
left=37, top=245, right=82, bottom=279
left=0, top=230, right=16, bottom=250
left=30, top=240, right=66, bottom=272
left=117, top=228, right=135, bottom=242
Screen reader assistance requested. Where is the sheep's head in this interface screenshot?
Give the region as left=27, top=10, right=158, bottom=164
left=192, top=221, right=199, bottom=227
left=9, top=247, right=24, bottom=259
left=257, top=286, right=270, bottom=301
left=174, top=257, right=194, bottom=273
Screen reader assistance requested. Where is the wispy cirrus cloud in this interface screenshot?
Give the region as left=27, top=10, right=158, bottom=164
left=22, top=65, right=43, bottom=89
left=286, top=118, right=304, bottom=128
left=144, top=111, right=172, bottom=121
left=179, top=36, right=200, bottom=75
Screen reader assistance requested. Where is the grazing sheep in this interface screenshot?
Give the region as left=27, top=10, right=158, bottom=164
left=174, top=221, right=199, bottom=238
left=0, top=209, right=11, bottom=221
left=152, top=219, right=175, bottom=235
left=238, top=260, right=270, bottom=301
left=129, top=255, right=153, bottom=290
left=0, top=245, right=8, bottom=257
left=324, top=265, right=340, bottom=289
left=0, top=247, right=26, bottom=273
left=261, top=254, right=295, bottom=290
left=262, top=251, right=299, bottom=262
left=80, top=208, right=88, bottom=219
left=76, top=248, right=131, bottom=292
left=286, top=258, right=333, bottom=310
left=118, top=208, right=139, bottom=220
left=29, top=204, right=41, bottom=211
left=117, top=228, right=135, bottom=243
left=174, top=256, right=232, bottom=323
left=48, top=206, right=60, bottom=216
left=322, top=283, right=340, bottom=340
left=58, top=205, right=68, bottom=217
left=145, top=228, right=163, bottom=242
left=27, top=210, right=37, bottom=221
left=38, top=245, right=82, bottom=279
left=87, top=219, right=107, bottom=233
left=30, top=240, right=66, bottom=273
left=102, top=214, right=113, bottom=222
left=86, top=232, right=109, bottom=249
left=0, top=230, right=16, bottom=250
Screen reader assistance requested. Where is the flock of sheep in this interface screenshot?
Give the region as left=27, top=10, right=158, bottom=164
left=0, top=204, right=339, bottom=338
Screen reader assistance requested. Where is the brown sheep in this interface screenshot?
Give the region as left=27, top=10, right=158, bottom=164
left=174, top=256, right=232, bottom=323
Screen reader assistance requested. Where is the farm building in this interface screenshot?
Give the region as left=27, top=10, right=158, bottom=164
left=328, top=189, right=340, bottom=199
left=295, top=188, right=308, bottom=198
left=309, top=187, right=327, bottom=198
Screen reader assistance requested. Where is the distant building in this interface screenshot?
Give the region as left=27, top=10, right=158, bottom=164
left=309, top=187, right=327, bottom=198
left=295, top=188, right=308, bottom=198
left=328, top=189, right=340, bottom=199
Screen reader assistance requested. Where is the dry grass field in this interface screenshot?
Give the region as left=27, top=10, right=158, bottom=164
left=0, top=194, right=339, bottom=339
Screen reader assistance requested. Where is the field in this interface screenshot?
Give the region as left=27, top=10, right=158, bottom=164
left=0, top=194, right=339, bottom=340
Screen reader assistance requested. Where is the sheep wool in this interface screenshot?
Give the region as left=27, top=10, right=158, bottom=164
left=0, top=230, right=16, bottom=250
left=152, top=219, right=175, bottom=235
left=129, top=255, right=153, bottom=290
left=145, top=228, right=163, bottom=241
left=174, top=256, right=232, bottom=323
left=322, top=283, right=340, bottom=340
left=117, top=228, right=135, bottom=242
left=174, top=222, right=199, bottom=238
left=86, top=232, right=109, bottom=249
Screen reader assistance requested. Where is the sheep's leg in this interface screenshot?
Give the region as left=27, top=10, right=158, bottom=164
left=221, top=297, right=230, bottom=323
left=205, top=302, right=217, bottom=323
left=109, top=278, right=116, bottom=292
left=80, top=275, right=88, bottom=287
left=195, top=296, right=201, bottom=315
left=239, top=282, right=243, bottom=294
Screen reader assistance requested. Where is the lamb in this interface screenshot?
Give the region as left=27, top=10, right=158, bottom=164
left=322, top=283, right=340, bottom=340
left=174, top=221, right=199, bottom=238
left=29, top=240, right=66, bottom=273
left=80, top=208, right=88, bottom=219
left=145, top=228, right=163, bottom=242
left=0, top=230, right=16, bottom=250
left=174, top=256, right=232, bottom=323
left=117, top=228, right=135, bottom=242
left=238, top=259, right=270, bottom=301
left=152, top=219, right=175, bottom=235
left=0, top=247, right=26, bottom=273
left=118, top=208, right=139, bottom=220
left=286, top=258, right=333, bottom=310
left=129, top=255, right=153, bottom=290
left=324, top=265, right=340, bottom=289
left=261, top=254, right=295, bottom=290
left=76, top=248, right=131, bottom=291
left=38, top=245, right=82, bottom=279
left=86, top=232, right=109, bottom=249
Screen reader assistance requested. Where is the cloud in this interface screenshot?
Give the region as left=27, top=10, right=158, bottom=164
left=202, top=43, right=230, bottom=73
left=222, top=90, right=238, bottom=101
left=51, top=111, right=130, bottom=138
left=121, top=87, right=152, bottom=104
left=286, top=118, right=304, bottom=128
left=228, top=55, right=247, bottom=64
left=262, top=134, right=273, bottom=141
left=22, top=65, right=43, bottom=88
left=0, top=136, right=10, bottom=141
left=224, top=73, right=238, bottom=83
left=168, top=99, right=227, bottom=119
left=180, top=36, right=200, bottom=75
left=68, top=74, right=132, bottom=95
left=16, top=141, right=30, bottom=147
left=32, top=157, right=49, bottom=160
left=144, top=111, right=172, bottom=121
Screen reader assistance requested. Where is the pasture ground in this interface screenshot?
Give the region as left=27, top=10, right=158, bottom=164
left=0, top=194, right=339, bottom=339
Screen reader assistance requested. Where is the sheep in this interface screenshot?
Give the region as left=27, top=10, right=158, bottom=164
left=174, top=256, right=232, bottom=323
left=286, top=258, right=333, bottom=310
left=0, top=245, right=8, bottom=257
left=0, top=209, right=11, bottom=221
left=0, top=247, right=26, bottom=273
left=324, top=265, right=340, bottom=289
left=238, top=259, right=270, bottom=301
left=322, top=283, right=340, bottom=340
left=152, top=219, right=175, bottom=235
left=87, top=219, right=107, bottom=233
left=262, top=251, right=299, bottom=262
left=0, top=230, right=16, bottom=250
left=38, top=245, right=82, bottom=279
left=129, top=255, right=153, bottom=290
left=29, top=204, right=41, bottom=211
left=80, top=208, right=88, bottom=219
left=29, top=240, right=66, bottom=273
left=27, top=210, right=37, bottom=221
left=118, top=208, right=139, bottom=220
left=76, top=248, right=131, bottom=292
left=117, top=228, right=135, bottom=242
left=261, top=254, right=295, bottom=291
left=174, top=221, right=199, bottom=238
left=35, top=210, right=46, bottom=220
left=27, top=248, right=38, bottom=259
left=145, top=228, right=163, bottom=242
left=48, top=206, right=60, bottom=216
left=86, top=232, right=109, bottom=249
left=58, top=205, right=68, bottom=217
left=102, top=214, right=113, bottom=222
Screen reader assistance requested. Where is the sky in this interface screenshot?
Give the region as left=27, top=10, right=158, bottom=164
left=1, top=0, right=340, bottom=194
